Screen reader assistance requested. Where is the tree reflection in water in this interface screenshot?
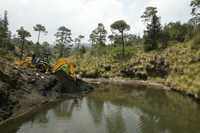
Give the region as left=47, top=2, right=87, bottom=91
left=105, top=106, right=127, bottom=133
left=34, top=110, right=49, bottom=124
left=53, top=98, right=82, bottom=119
left=86, top=97, right=104, bottom=125
left=2, top=84, right=200, bottom=133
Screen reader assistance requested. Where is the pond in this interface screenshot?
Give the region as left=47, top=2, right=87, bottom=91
left=1, top=83, right=200, bottom=133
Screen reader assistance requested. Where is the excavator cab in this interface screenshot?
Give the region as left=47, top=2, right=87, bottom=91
left=15, top=54, right=50, bottom=73
left=16, top=56, right=93, bottom=93
left=32, top=54, right=50, bottom=73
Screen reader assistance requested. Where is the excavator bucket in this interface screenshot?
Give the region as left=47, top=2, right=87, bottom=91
left=52, top=58, right=77, bottom=92
left=55, top=70, right=94, bottom=93
left=53, top=58, right=93, bottom=93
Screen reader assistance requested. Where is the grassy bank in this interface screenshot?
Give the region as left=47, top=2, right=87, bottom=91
left=70, top=40, right=200, bottom=98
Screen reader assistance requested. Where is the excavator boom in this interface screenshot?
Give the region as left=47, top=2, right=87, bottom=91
left=52, top=58, right=76, bottom=78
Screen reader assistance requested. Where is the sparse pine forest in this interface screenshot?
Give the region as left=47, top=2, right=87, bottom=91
left=0, top=0, right=200, bottom=97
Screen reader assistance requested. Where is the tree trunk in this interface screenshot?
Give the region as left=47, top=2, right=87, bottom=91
left=60, top=43, right=64, bottom=57
left=37, top=31, right=41, bottom=44
left=20, top=39, right=25, bottom=60
left=121, top=31, right=125, bottom=57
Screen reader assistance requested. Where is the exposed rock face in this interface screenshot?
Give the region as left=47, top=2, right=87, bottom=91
left=101, top=64, right=111, bottom=71
left=121, top=56, right=170, bottom=80
left=121, top=65, right=148, bottom=80
left=146, top=56, right=170, bottom=78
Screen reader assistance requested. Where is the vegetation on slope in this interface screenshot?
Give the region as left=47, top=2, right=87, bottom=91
left=69, top=37, right=200, bottom=97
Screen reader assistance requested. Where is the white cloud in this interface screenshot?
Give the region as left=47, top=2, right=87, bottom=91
left=0, top=0, right=192, bottom=44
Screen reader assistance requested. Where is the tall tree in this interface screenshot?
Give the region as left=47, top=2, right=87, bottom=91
left=3, top=10, right=8, bottom=33
left=75, top=35, right=84, bottom=48
left=141, top=7, right=158, bottom=23
left=141, top=7, right=161, bottom=51
left=96, top=23, right=107, bottom=45
left=191, top=0, right=200, bottom=16
left=0, top=10, right=9, bottom=48
left=89, top=23, right=107, bottom=46
left=111, top=20, right=130, bottom=57
left=108, top=34, right=114, bottom=45
left=89, top=30, right=97, bottom=46
left=33, top=24, right=47, bottom=44
left=55, top=26, right=73, bottom=57
left=190, top=0, right=200, bottom=29
left=16, top=27, right=31, bottom=59
left=41, top=41, right=52, bottom=59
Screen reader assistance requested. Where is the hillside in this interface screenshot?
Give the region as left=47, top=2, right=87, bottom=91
left=69, top=40, right=200, bottom=98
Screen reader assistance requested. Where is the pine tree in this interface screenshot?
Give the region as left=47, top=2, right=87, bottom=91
left=89, top=23, right=107, bottom=46
left=141, top=7, right=161, bottom=51
left=55, top=26, right=73, bottom=57
left=16, top=27, right=31, bottom=59
left=0, top=10, right=9, bottom=48
left=111, top=20, right=130, bottom=57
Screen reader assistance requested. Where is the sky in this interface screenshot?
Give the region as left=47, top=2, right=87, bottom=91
left=0, top=0, right=192, bottom=44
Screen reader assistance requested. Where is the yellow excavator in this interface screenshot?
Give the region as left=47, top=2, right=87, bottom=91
left=15, top=56, right=76, bottom=78
left=15, top=55, right=93, bottom=92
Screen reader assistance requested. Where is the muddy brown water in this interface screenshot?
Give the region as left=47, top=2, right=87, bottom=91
left=0, top=83, right=200, bottom=133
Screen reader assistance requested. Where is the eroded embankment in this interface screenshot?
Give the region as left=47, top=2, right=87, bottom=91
left=0, top=58, right=92, bottom=124
left=0, top=58, right=63, bottom=122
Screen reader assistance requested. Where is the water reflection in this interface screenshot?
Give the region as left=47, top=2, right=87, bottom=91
left=1, top=84, right=200, bottom=133
left=34, top=110, right=49, bottom=124
left=87, top=97, right=104, bottom=125
left=106, top=108, right=127, bottom=133
left=53, top=99, right=80, bottom=119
